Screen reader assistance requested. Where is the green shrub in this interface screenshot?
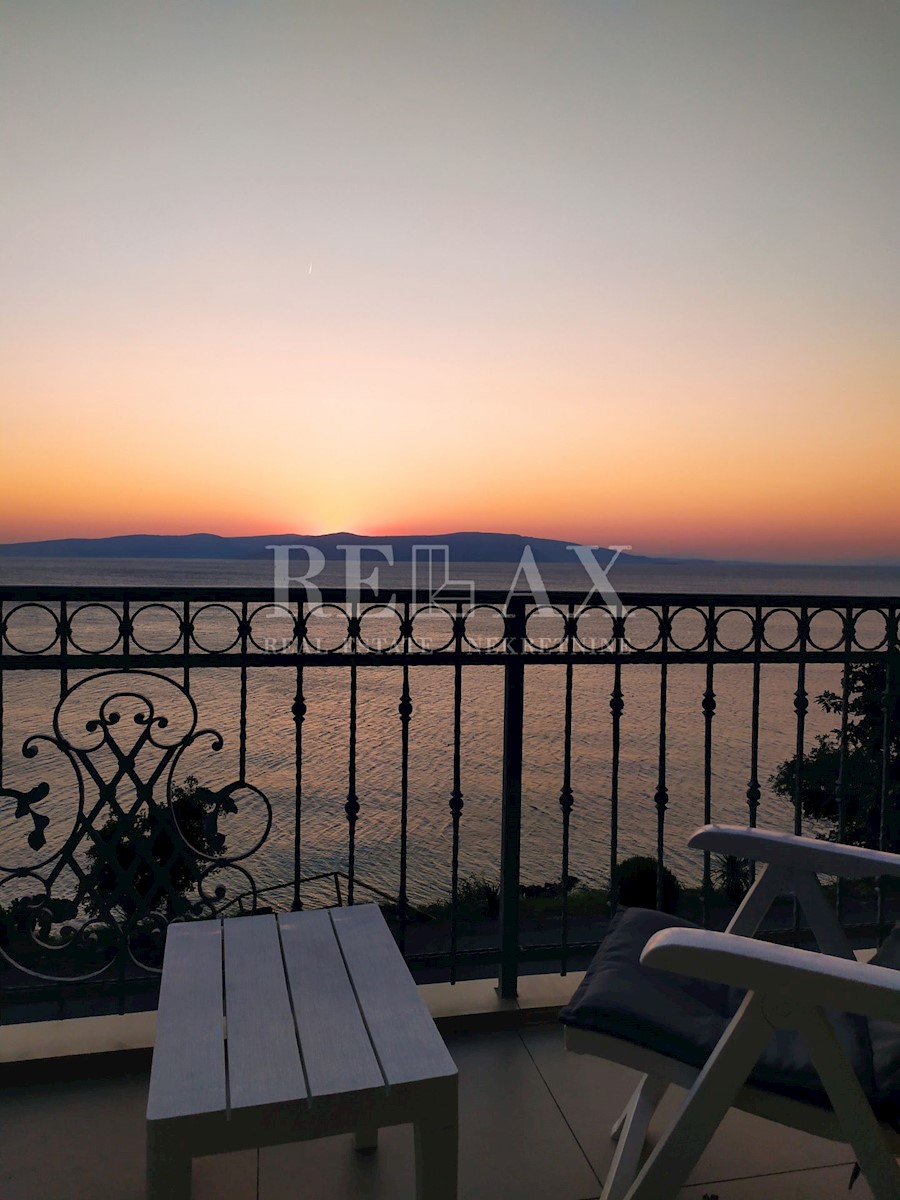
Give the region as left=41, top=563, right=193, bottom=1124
left=454, top=874, right=501, bottom=920
left=616, top=855, right=681, bottom=913
left=713, top=854, right=752, bottom=903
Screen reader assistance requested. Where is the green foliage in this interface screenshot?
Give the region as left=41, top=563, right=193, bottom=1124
left=520, top=875, right=579, bottom=901
left=454, top=874, right=501, bottom=921
left=523, top=883, right=609, bottom=919
left=712, top=854, right=752, bottom=904
left=422, top=874, right=608, bottom=922
left=0, top=894, right=78, bottom=941
left=81, top=775, right=228, bottom=920
left=616, top=854, right=682, bottom=913
left=770, top=664, right=900, bottom=851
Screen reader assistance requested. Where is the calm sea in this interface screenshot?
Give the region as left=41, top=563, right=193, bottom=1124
left=1, top=557, right=897, bottom=908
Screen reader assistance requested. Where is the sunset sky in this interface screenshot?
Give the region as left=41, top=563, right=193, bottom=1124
left=1, top=1, right=898, bottom=562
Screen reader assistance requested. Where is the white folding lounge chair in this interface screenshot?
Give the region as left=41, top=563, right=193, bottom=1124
left=561, top=824, right=900, bottom=1200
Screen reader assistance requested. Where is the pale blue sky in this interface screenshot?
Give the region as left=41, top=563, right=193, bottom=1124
left=2, top=1, right=898, bottom=559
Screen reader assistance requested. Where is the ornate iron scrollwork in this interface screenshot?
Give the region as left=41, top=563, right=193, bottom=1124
left=0, top=670, right=272, bottom=982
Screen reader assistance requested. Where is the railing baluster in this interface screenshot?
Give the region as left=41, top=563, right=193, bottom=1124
left=0, top=597, right=4, bottom=787
left=746, top=605, right=763, bottom=887
left=499, top=595, right=526, bottom=998
left=449, top=602, right=464, bottom=983
left=59, top=594, right=71, bottom=1020
left=793, top=621, right=809, bottom=838
left=239, top=599, right=248, bottom=785
left=654, top=606, right=670, bottom=911
left=609, top=618, right=625, bottom=911
left=835, top=608, right=853, bottom=924
left=398, top=647, right=412, bottom=950
left=792, top=608, right=810, bottom=938
left=0, top=599, right=3, bottom=1026
left=345, top=601, right=360, bottom=906
left=292, top=655, right=306, bottom=912
left=747, top=612, right=762, bottom=826
left=877, top=610, right=899, bottom=937
left=121, top=595, right=131, bottom=661
left=701, top=606, right=716, bottom=926
left=181, top=598, right=190, bottom=692
left=558, top=604, right=575, bottom=973
left=59, top=597, right=68, bottom=700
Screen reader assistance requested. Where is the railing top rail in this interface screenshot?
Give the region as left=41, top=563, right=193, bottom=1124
left=0, top=584, right=897, bottom=608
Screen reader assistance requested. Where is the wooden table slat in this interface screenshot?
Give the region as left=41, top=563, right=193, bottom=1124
left=147, top=920, right=226, bottom=1121
left=278, top=910, right=385, bottom=1097
left=330, top=905, right=457, bottom=1087
left=223, top=914, right=308, bottom=1110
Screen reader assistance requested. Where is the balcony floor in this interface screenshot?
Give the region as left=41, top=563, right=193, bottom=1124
left=0, top=1021, right=880, bottom=1200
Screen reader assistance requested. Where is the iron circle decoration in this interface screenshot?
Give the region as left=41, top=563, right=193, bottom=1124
left=760, top=607, right=802, bottom=651
left=713, top=608, right=757, bottom=652
left=573, top=604, right=617, bottom=652
left=67, top=603, right=125, bottom=654
left=2, top=602, right=61, bottom=654
left=851, top=606, right=889, bottom=652
left=462, top=604, right=507, bottom=651
left=303, top=603, right=352, bottom=652
left=357, top=603, right=404, bottom=652
left=668, top=605, right=710, bottom=653
left=806, top=606, right=849, bottom=653
left=189, top=603, right=242, bottom=653
left=622, top=605, right=665, bottom=652
left=409, top=604, right=456, bottom=651
left=524, top=604, right=568, bottom=651
left=129, top=603, right=185, bottom=653
left=247, top=603, right=298, bottom=653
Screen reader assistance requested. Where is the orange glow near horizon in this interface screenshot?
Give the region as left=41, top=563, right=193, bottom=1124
left=2, top=2, right=898, bottom=565
left=4, top=305, right=896, bottom=561
left=1, top=302, right=900, bottom=559
left=4, top=326, right=897, bottom=561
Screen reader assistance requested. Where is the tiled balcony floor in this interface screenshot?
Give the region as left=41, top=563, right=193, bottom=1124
left=0, top=1022, right=879, bottom=1200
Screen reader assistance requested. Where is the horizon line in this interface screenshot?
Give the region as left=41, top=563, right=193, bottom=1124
left=0, top=528, right=897, bottom=571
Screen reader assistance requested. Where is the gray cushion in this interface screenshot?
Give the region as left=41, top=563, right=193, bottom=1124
left=868, top=924, right=900, bottom=1110
left=560, top=907, right=874, bottom=1107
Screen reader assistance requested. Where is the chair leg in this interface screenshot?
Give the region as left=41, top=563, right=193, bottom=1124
left=611, top=1084, right=639, bottom=1142
left=610, top=1103, right=628, bottom=1143
left=146, top=1123, right=192, bottom=1200
left=602, top=1075, right=666, bottom=1200
left=624, top=993, right=772, bottom=1200
left=791, top=873, right=856, bottom=959
left=725, top=863, right=787, bottom=935
left=803, top=1007, right=900, bottom=1200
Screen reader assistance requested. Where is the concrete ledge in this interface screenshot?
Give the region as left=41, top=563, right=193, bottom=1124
left=0, top=971, right=585, bottom=1083
left=0, top=1010, right=157, bottom=1064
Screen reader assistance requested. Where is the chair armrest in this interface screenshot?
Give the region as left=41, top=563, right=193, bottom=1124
left=641, top=927, right=900, bottom=1023
left=688, top=824, right=900, bottom=880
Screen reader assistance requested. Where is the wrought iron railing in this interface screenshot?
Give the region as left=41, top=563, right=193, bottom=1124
left=0, top=585, right=896, bottom=1020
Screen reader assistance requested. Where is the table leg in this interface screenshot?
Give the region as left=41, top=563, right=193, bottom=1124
left=146, top=1123, right=192, bottom=1200
left=354, top=1121, right=379, bottom=1153
left=414, top=1119, right=458, bottom=1200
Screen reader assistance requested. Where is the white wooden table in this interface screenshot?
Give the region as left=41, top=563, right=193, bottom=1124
left=146, top=905, right=458, bottom=1199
